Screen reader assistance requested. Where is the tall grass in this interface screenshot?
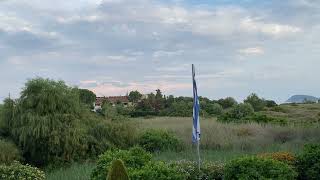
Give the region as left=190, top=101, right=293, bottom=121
left=135, top=117, right=320, bottom=153
left=46, top=163, right=95, bottom=180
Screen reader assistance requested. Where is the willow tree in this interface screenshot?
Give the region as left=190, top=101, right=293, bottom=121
left=11, top=78, right=87, bottom=165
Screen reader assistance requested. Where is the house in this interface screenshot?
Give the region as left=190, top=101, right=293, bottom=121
left=93, top=96, right=132, bottom=111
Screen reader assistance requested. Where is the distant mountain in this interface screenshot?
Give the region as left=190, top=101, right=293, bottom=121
left=286, top=95, right=319, bottom=103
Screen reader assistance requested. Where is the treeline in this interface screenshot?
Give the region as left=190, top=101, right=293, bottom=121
left=99, top=89, right=279, bottom=120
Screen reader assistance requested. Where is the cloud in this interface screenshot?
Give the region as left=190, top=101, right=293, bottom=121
left=238, top=47, right=265, bottom=55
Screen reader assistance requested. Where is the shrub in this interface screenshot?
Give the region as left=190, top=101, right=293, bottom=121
left=217, top=97, right=237, bottom=109
left=107, top=159, right=129, bottom=180
left=271, top=106, right=288, bottom=113
left=296, top=144, right=320, bottom=180
left=258, top=152, right=296, bottom=166
left=244, top=113, right=288, bottom=125
left=91, top=147, right=152, bottom=180
left=244, top=93, right=266, bottom=111
left=0, top=161, right=45, bottom=180
left=224, top=156, right=297, bottom=180
left=218, top=103, right=254, bottom=122
left=172, top=160, right=224, bottom=180
left=131, top=161, right=185, bottom=180
left=138, top=129, right=184, bottom=152
left=0, top=139, right=21, bottom=165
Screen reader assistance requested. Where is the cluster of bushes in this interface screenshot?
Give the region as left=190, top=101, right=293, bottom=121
left=0, top=161, right=45, bottom=180
left=138, top=129, right=184, bottom=152
left=92, top=144, right=320, bottom=180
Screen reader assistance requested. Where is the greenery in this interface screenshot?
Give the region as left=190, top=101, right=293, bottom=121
left=258, top=152, right=296, bottom=166
left=138, top=129, right=184, bottom=152
left=244, top=93, right=266, bottom=112
left=296, top=144, right=320, bottom=180
left=78, top=89, right=96, bottom=107
left=46, top=163, right=95, bottom=180
left=218, top=103, right=254, bottom=122
left=107, top=159, right=129, bottom=180
left=90, top=147, right=152, bottom=180
left=0, top=139, right=21, bottom=165
left=224, top=156, right=297, bottom=180
left=0, top=161, right=45, bottom=180
left=172, top=160, right=224, bottom=180
left=131, top=161, right=185, bottom=180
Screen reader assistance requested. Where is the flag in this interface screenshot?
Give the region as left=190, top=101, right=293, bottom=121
left=192, top=64, right=200, bottom=143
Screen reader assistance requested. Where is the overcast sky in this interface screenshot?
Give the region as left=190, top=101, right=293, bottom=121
left=1, top=0, right=319, bottom=103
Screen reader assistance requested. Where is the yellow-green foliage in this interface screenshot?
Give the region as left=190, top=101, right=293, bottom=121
left=0, top=139, right=21, bottom=165
left=258, top=152, right=296, bottom=165
left=0, top=161, right=45, bottom=180
left=107, top=160, right=129, bottom=180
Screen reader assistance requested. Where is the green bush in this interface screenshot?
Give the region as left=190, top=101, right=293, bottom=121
left=0, top=161, right=45, bottom=180
left=244, top=93, right=266, bottom=112
left=244, top=113, right=288, bottom=125
left=0, top=139, right=21, bottom=165
left=107, top=159, right=129, bottom=180
left=138, top=129, right=184, bottom=152
left=296, top=144, right=320, bottom=180
left=91, top=147, right=152, bottom=180
left=224, top=156, right=297, bottom=180
left=218, top=103, right=254, bottom=122
left=131, top=161, right=185, bottom=180
left=172, top=160, right=224, bottom=180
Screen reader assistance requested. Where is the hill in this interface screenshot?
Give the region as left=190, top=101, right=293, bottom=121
left=286, top=95, right=318, bottom=103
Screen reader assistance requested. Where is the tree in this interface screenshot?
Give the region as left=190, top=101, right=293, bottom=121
left=219, top=103, right=254, bottom=122
left=244, top=93, right=266, bottom=112
left=128, top=91, right=142, bottom=103
left=265, top=100, right=277, bottom=108
left=154, top=89, right=164, bottom=112
left=217, top=97, right=237, bottom=109
left=10, top=78, right=86, bottom=165
left=0, top=98, right=15, bottom=137
left=107, top=159, right=129, bottom=180
left=78, top=89, right=96, bottom=107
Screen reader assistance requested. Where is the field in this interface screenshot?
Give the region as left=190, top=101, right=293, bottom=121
left=47, top=103, right=320, bottom=179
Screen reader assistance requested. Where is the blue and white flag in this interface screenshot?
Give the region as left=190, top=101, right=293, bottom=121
left=192, top=64, right=200, bottom=143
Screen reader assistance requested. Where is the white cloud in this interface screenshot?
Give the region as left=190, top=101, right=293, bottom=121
left=238, top=47, right=265, bottom=55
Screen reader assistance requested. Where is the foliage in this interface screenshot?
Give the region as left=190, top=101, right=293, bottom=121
left=0, top=139, right=21, bottom=165
left=0, top=98, right=15, bottom=137
left=201, top=102, right=223, bottom=116
left=138, top=129, right=184, bottom=152
left=101, top=103, right=119, bottom=120
left=224, top=156, right=297, bottom=180
left=128, top=91, right=142, bottom=103
left=258, top=152, right=296, bottom=166
left=10, top=78, right=87, bottom=165
left=217, top=97, right=237, bottom=109
left=296, top=144, right=320, bottom=180
left=218, top=103, right=254, bottom=122
left=244, top=113, right=288, bottom=125
left=91, top=147, right=152, bottom=180
left=265, top=100, right=278, bottom=108
left=78, top=89, right=96, bottom=107
left=244, top=93, right=266, bottom=111
left=0, top=161, right=45, bottom=180
left=131, top=161, right=185, bottom=180
left=172, top=160, right=224, bottom=180
left=107, top=159, right=129, bottom=180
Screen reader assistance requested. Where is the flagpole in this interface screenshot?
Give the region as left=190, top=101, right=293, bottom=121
left=192, top=64, right=201, bottom=174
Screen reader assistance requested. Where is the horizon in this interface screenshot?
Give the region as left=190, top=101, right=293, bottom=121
left=1, top=0, right=320, bottom=103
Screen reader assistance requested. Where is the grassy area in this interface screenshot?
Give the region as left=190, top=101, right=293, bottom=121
left=46, top=163, right=95, bottom=180
left=135, top=116, right=320, bottom=155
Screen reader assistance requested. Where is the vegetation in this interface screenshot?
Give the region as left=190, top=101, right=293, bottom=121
left=224, top=156, right=297, bottom=180
left=296, top=144, right=320, bottom=180
left=138, top=129, right=184, bottom=152
left=107, top=159, right=129, bottom=180
left=91, top=147, right=152, bottom=180
left=0, top=161, right=45, bottom=180
left=0, top=139, right=21, bottom=165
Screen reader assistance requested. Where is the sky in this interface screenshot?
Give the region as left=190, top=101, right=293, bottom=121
left=0, top=0, right=319, bottom=103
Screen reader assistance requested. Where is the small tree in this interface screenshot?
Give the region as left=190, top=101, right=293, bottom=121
left=107, top=159, right=129, bottom=180
left=244, top=93, right=266, bottom=112
left=78, top=89, right=96, bottom=107
left=217, top=97, right=237, bottom=109
left=128, top=91, right=142, bottom=103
